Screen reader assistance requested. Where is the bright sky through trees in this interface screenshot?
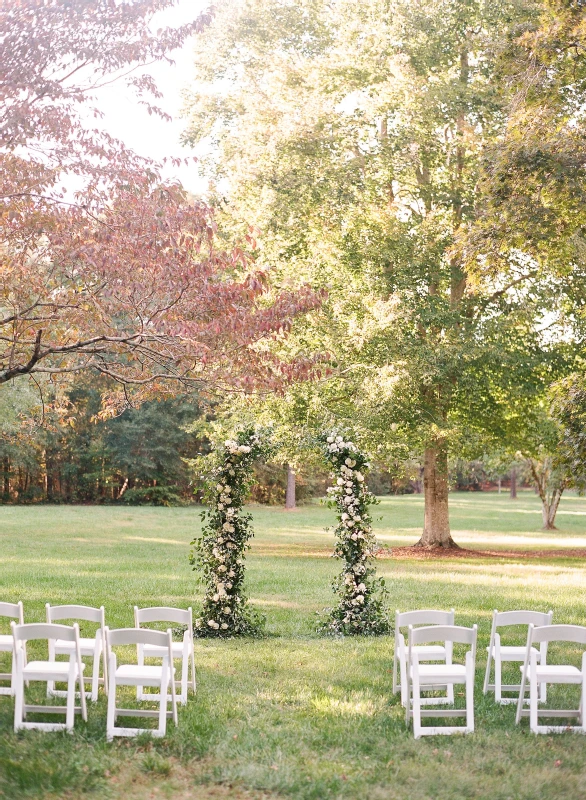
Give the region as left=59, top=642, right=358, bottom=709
left=90, top=0, right=208, bottom=194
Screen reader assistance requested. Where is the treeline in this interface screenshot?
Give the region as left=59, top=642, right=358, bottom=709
left=0, top=381, right=203, bottom=505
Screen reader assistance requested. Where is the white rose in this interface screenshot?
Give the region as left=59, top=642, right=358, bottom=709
left=217, top=503, right=224, bottom=510
left=329, top=444, right=339, bottom=452
left=336, top=436, right=343, bottom=443
left=216, top=483, right=224, bottom=491
left=208, top=620, right=217, bottom=627
left=357, top=595, right=365, bottom=604
left=224, top=486, right=231, bottom=494
left=212, top=594, right=219, bottom=602
left=225, top=582, right=233, bottom=589
left=351, top=533, right=358, bottom=540
left=345, top=488, right=353, bottom=495
left=228, top=570, right=236, bottom=577
left=341, top=513, right=349, bottom=520
left=229, top=469, right=235, bottom=476
left=337, top=478, right=345, bottom=486
left=345, top=481, right=353, bottom=488
left=218, top=565, right=227, bottom=573
left=346, top=520, right=354, bottom=527
left=221, top=623, right=228, bottom=630
left=358, top=583, right=366, bottom=591
left=223, top=606, right=231, bottom=614
left=356, top=472, right=364, bottom=482
left=327, top=436, right=334, bottom=443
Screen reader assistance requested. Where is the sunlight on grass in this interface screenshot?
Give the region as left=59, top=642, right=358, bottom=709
left=1, top=494, right=586, bottom=799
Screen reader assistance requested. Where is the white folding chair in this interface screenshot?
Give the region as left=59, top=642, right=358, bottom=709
left=134, top=606, right=196, bottom=706
left=0, top=601, right=24, bottom=696
left=483, top=609, right=552, bottom=705
left=515, top=624, right=586, bottom=734
left=393, top=609, right=455, bottom=707
left=46, top=604, right=107, bottom=702
left=406, top=624, right=477, bottom=739
left=105, top=627, right=178, bottom=741
left=11, top=622, right=87, bottom=733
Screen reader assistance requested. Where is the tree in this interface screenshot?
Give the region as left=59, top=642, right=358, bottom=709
left=182, top=0, right=567, bottom=547
left=0, top=1, right=322, bottom=411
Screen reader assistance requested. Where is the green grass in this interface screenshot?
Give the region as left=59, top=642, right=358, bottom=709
left=1, top=492, right=586, bottom=799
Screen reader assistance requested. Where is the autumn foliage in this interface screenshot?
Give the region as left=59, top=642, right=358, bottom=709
left=0, top=0, right=322, bottom=407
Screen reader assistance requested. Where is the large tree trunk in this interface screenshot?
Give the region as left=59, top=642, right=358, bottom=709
left=414, top=442, right=458, bottom=548
left=285, top=463, right=296, bottom=510
left=510, top=467, right=517, bottom=499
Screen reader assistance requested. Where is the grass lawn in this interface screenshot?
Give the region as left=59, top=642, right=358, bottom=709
left=1, top=491, right=586, bottom=799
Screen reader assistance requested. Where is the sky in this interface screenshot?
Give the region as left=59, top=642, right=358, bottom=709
left=92, top=0, right=210, bottom=195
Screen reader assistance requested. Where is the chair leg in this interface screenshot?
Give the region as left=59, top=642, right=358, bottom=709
left=13, top=672, right=24, bottom=732
left=494, top=656, right=502, bottom=703
left=190, top=646, right=196, bottom=694
left=158, top=661, right=168, bottom=737
left=529, top=663, right=538, bottom=734
left=581, top=674, right=586, bottom=733
left=66, top=670, right=76, bottom=732
left=180, top=655, right=188, bottom=705
left=136, top=644, right=144, bottom=701
left=10, top=649, right=16, bottom=697
left=412, top=671, right=422, bottom=739
left=466, top=674, right=474, bottom=732
left=106, top=672, right=116, bottom=742
left=91, top=652, right=100, bottom=702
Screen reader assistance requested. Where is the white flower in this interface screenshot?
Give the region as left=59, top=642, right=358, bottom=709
left=223, top=522, right=234, bottom=532
left=345, top=481, right=353, bottom=488
left=217, top=503, right=224, bottom=511
left=329, top=444, right=339, bottom=452
left=221, top=623, right=228, bottom=630
left=218, top=565, right=227, bottom=573
left=327, top=436, right=335, bottom=443
left=223, top=606, right=231, bottom=614
left=358, top=583, right=366, bottom=591
left=351, top=533, right=358, bottom=540
left=208, top=619, right=218, bottom=628
left=238, top=445, right=251, bottom=453
left=226, top=508, right=235, bottom=517
left=216, top=483, right=224, bottom=491
left=355, top=472, right=364, bottom=482
left=336, top=436, right=343, bottom=443
left=212, top=593, right=219, bottom=602
left=228, top=570, right=236, bottom=577
left=346, top=520, right=354, bottom=527
left=353, top=516, right=361, bottom=522
left=341, top=513, right=349, bottom=520
left=229, top=469, right=235, bottom=476
left=345, top=488, right=353, bottom=495
left=356, top=595, right=365, bottom=604
left=225, top=582, right=233, bottom=589
left=224, top=486, right=231, bottom=494
left=337, top=478, right=345, bottom=486
left=345, top=458, right=356, bottom=468
left=344, top=574, right=353, bottom=585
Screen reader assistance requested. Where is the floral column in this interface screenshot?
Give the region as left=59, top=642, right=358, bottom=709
left=190, top=428, right=268, bottom=637
left=319, top=432, right=389, bottom=635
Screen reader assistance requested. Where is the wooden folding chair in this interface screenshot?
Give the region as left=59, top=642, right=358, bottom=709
left=11, top=622, right=87, bottom=733
left=515, top=624, right=586, bottom=734
left=0, top=601, right=24, bottom=696
left=483, top=609, right=552, bottom=704
left=134, top=606, right=196, bottom=705
left=105, top=627, right=178, bottom=741
left=406, top=624, right=477, bottom=738
left=393, top=609, right=455, bottom=707
left=46, top=604, right=107, bottom=701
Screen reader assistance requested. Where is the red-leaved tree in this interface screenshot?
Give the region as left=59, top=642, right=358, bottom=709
left=0, top=0, right=322, bottom=408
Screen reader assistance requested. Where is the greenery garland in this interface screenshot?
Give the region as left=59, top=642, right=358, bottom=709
left=318, top=431, right=390, bottom=636
left=189, top=428, right=270, bottom=637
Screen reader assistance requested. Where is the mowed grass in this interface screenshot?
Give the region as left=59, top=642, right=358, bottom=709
left=0, top=492, right=586, bottom=799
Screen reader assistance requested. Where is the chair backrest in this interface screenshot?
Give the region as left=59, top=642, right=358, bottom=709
left=396, top=609, right=455, bottom=629
left=0, top=601, right=24, bottom=622
left=530, top=623, right=586, bottom=647
left=106, top=627, right=172, bottom=650
left=134, top=606, right=192, bottom=627
left=11, top=621, right=78, bottom=644
left=46, top=604, right=105, bottom=625
left=410, top=624, right=477, bottom=648
left=494, top=610, right=553, bottom=630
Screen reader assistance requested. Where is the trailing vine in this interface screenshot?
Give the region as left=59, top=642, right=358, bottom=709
left=189, top=428, right=271, bottom=637
left=318, top=431, right=390, bottom=636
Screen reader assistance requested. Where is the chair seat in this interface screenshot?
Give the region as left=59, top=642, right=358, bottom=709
left=115, top=664, right=176, bottom=685
left=0, top=633, right=12, bottom=651
left=519, top=664, right=583, bottom=682
left=143, top=642, right=186, bottom=657
left=23, top=660, right=84, bottom=678
left=54, top=637, right=100, bottom=656
left=487, top=645, right=539, bottom=660
left=413, top=664, right=467, bottom=683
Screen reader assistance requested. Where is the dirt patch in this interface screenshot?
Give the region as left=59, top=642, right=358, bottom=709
left=378, top=546, right=586, bottom=561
